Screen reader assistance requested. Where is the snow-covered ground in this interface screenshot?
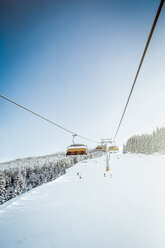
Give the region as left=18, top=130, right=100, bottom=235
left=0, top=154, right=164, bottom=248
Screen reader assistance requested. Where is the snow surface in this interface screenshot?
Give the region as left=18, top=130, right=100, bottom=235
left=0, top=154, right=165, bottom=248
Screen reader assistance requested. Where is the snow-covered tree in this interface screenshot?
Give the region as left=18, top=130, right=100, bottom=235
left=123, top=127, right=165, bottom=154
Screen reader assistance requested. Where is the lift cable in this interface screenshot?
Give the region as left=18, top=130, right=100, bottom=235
left=113, top=0, right=165, bottom=141
left=0, top=94, right=98, bottom=143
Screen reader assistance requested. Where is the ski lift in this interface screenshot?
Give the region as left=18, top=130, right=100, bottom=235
left=96, top=140, right=106, bottom=152
left=66, top=135, right=88, bottom=155
left=109, top=144, right=119, bottom=153
left=107, top=139, right=119, bottom=153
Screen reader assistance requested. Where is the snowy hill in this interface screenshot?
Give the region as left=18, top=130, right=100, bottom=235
left=0, top=151, right=102, bottom=205
left=0, top=154, right=165, bottom=248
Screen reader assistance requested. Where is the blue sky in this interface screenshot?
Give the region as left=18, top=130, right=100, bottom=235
left=0, top=0, right=165, bottom=161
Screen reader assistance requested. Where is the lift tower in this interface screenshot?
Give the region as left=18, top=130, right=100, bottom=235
left=101, top=139, right=112, bottom=172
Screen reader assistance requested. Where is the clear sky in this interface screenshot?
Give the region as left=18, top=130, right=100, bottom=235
left=0, top=0, right=165, bottom=162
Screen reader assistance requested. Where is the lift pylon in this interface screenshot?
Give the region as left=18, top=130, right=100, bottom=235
left=101, top=139, right=112, bottom=172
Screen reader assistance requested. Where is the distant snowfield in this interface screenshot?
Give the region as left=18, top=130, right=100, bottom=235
left=0, top=154, right=165, bottom=248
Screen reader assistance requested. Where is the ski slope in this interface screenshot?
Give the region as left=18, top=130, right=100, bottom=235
left=0, top=154, right=165, bottom=248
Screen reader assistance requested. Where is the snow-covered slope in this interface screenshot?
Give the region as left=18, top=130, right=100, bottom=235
left=0, top=154, right=165, bottom=248
left=0, top=151, right=102, bottom=205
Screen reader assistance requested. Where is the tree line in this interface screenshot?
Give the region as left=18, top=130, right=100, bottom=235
left=123, top=127, right=165, bottom=154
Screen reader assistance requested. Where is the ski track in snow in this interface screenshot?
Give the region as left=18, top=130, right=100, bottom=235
left=0, top=154, right=165, bottom=248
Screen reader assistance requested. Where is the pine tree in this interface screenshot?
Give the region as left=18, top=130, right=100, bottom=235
left=123, top=127, right=165, bottom=154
